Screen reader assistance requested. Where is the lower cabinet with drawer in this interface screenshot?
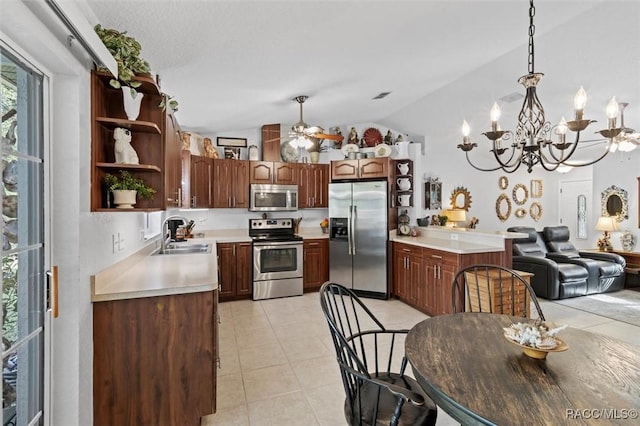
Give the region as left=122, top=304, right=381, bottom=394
left=303, top=238, right=329, bottom=292
left=392, top=242, right=507, bottom=316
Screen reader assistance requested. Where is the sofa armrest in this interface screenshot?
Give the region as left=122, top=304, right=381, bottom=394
left=513, top=255, right=560, bottom=300
left=579, top=251, right=626, bottom=267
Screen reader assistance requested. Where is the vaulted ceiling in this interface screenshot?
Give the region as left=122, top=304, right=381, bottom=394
left=86, top=0, right=636, bottom=139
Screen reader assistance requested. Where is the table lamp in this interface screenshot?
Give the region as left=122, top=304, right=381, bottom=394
left=443, top=209, right=467, bottom=228
left=595, top=216, right=618, bottom=251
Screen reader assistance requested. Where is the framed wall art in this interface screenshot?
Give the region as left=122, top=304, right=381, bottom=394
left=223, top=147, right=241, bottom=159
left=217, top=137, right=248, bottom=147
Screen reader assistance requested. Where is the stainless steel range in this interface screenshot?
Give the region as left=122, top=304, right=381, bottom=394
left=249, top=218, right=303, bottom=300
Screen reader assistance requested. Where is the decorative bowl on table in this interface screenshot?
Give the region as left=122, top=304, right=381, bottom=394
left=503, top=322, right=569, bottom=360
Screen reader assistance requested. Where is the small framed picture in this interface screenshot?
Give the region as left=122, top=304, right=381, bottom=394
left=224, top=147, right=241, bottom=160
left=217, top=137, right=247, bottom=147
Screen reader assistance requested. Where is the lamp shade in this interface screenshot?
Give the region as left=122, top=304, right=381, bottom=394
left=444, top=209, right=467, bottom=223
left=595, top=216, right=618, bottom=232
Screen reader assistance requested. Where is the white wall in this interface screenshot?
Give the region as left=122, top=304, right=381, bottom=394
left=382, top=0, right=640, bottom=249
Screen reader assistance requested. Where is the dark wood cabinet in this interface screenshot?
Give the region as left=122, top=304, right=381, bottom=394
left=164, top=113, right=184, bottom=208
left=331, top=158, right=389, bottom=181
left=249, top=161, right=297, bottom=185
left=298, top=164, right=329, bottom=208
left=261, top=123, right=281, bottom=162
left=217, top=242, right=252, bottom=301
left=303, top=238, right=329, bottom=292
left=393, top=243, right=424, bottom=307
left=212, top=159, right=249, bottom=208
left=91, top=70, right=182, bottom=211
left=393, top=242, right=506, bottom=316
left=190, top=155, right=213, bottom=208
left=93, top=290, right=217, bottom=426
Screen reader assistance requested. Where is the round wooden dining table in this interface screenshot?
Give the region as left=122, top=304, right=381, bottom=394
left=405, top=313, right=640, bottom=425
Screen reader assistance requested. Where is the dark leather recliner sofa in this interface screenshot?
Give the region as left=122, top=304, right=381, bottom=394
left=541, top=226, right=625, bottom=295
left=508, top=227, right=589, bottom=299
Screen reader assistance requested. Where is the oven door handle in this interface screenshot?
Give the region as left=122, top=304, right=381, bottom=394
left=253, top=241, right=303, bottom=248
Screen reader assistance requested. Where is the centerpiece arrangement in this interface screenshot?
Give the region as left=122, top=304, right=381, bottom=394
left=503, top=322, right=568, bottom=359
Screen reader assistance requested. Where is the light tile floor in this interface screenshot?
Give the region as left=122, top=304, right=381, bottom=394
left=202, top=292, right=640, bottom=425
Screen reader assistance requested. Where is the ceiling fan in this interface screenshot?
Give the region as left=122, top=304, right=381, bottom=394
left=264, top=95, right=344, bottom=149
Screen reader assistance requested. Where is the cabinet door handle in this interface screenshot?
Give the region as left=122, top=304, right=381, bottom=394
left=192, top=196, right=197, bottom=208
left=233, top=196, right=236, bottom=207
left=308, top=243, right=319, bottom=246
left=233, top=245, right=236, bottom=256
left=431, top=254, right=443, bottom=259
left=177, top=188, right=182, bottom=207
left=228, top=197, right=232, bottom=207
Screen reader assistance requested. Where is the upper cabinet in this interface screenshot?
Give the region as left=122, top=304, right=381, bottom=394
left=90, top=70, right=182, bottom=211
left=331, top=158, right=389, bottom=181
left=249, top=161, right=297, bottom=185
left=212, top=159, right=250, bottom=208
left=299, top=164, right=329, bottom=208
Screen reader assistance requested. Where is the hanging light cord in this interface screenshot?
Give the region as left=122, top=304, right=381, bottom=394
left=528, top=0, right=535, bottom=74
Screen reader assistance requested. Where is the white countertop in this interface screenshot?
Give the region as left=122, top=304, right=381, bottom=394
left=391, top=235, right=505, bottom=254
left=389, top=227, right=526, bottom=254
left=91, top=229, right=328, bottom=302
left=91, top=238, right=219, bottom=302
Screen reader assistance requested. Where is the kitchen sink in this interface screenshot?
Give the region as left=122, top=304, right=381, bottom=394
left=153, top=243, right=212, bottom=256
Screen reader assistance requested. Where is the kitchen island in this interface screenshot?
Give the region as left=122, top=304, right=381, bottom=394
left=91, top=240, right=219, bottom=426
left=390, top=227, right=526, bottom=316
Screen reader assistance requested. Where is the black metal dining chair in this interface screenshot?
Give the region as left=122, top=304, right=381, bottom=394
left=319, top=282, right=437, bottom=426
left=451, top=264, right=546, bottom=321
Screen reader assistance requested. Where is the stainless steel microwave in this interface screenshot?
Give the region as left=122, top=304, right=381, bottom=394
left=249, top=184, right=298, bottom=212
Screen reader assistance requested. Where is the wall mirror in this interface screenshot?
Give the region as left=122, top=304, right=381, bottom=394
left=512, top=183, right=529, bottom=206
left=530, top=202, right=543, bottom=221
left=530, top=179, right=543, bottom=198
left=601, top=185, right=628, bottom=222
left=450, top=186, right=472, bottom=211
left=498, top=176, right=508, bottom=190
left=496, top=194, right=511, bottom=222
left=425, top=178, right=442, bottom=210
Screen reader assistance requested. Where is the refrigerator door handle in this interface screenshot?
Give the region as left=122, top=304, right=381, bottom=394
left=351, top=205, right=357, bottom=255
left=348, top=205, right=353, bottom=255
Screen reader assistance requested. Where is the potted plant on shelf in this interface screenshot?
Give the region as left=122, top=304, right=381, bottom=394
left=94, top=24, right=151, bottom=120
left=104, top=171, right=156, bottom=209
left=159, top=93, right=179, bottom=113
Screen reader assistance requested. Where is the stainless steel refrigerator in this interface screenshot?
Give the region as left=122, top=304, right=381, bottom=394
left=329, top=181, right=388, bottom=298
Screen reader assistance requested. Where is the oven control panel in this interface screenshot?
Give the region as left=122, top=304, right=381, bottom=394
left=249, top=219, right=293, bottom=230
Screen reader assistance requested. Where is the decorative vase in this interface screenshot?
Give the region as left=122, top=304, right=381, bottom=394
left=112, top=189, right=137, bottom=209
left=121, top=87, right=144, bottom=121
left=309, top=151, right=320, bottom=164
left=395, top=141, right=410, bottom=159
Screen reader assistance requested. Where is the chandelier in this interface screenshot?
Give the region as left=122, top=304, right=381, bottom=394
left=457, top=0, right=632, bottom=173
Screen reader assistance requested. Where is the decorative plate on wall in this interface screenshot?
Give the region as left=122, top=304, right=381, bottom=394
left=363, top=128, right=383, bottom=147
left=375, top=143, right=391, bottom=157
left=341, top=143, right=360, bottom=157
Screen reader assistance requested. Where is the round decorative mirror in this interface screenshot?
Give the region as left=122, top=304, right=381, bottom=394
left=498, top=176, right=508, bottom=190
left=601, top=185, right=628, bottom=222
left=496, top=194, right=511, bottom=222
left=530, top=202, right=543, bottom=221
left=512, top=183, right=529, bottom=206
left=450, top=186, right=472, bottom=211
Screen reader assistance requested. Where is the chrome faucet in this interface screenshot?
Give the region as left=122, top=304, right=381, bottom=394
left=161, top=215, right=188, bottom=251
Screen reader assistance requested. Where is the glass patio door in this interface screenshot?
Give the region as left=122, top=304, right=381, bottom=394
left=1, top=47, right=48, bottom=425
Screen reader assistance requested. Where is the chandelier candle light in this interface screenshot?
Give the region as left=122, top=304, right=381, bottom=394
left=457, top=0, right=632, bottom=173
